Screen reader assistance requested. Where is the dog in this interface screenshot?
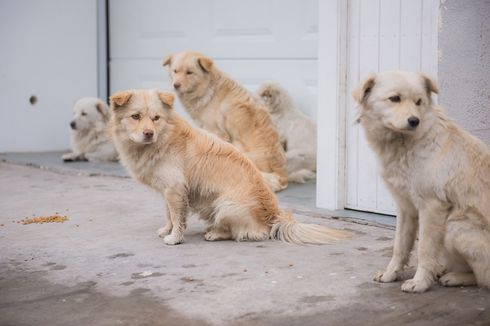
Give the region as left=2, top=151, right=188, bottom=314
left=109, top=88, right=348, bottom=245
left=353, top=70, right=490, bottom=292
left=256, top=83, right=317, bottom=183
left=62, top=97, right=118, bottom=162
left=162, top=51, right=288, bottom=192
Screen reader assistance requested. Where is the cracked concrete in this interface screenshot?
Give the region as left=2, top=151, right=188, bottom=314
left=0, top=162, right=489, bottom=325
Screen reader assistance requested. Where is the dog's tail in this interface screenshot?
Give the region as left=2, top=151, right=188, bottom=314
left=270, top=212, right=350, bottom=245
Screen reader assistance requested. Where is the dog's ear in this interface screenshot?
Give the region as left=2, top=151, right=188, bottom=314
left=352, top=74, right=376, bottom=104
left=158, top=91, right=175, bottom=108
left=420, top=73, right=439, bottom=95
left=95, top=101, right=110, bottom=121
left=110, top=91, right=133, bottom=108
left=162, top=54, right=172, bottom=67
left=197, top=56, right=213, bottom=72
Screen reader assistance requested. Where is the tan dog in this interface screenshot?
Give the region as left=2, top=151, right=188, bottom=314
left=162, top=51, right=288, bottom=192
left=257, top=82, right=317, bottom=183
left=353, top=71, right=490, bottom=292
left=62, top=97, right=118, bottom=162
left=109, top=89, right=348, bottom=245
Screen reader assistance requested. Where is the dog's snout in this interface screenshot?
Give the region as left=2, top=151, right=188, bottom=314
left=173, top=82, right=181, bottom=90
left=143, top=129, right=154, bottom=138
left=70, top=121, right=76, bottom=129
left=408, top=116, right=420, bottom=128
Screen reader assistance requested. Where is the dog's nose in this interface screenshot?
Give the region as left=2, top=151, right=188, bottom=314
left=408, top=116, right=420, bottom=128
left=173, top=82, right=181, bottom=90
left=143, top=129, right=154, bottom=138
left=70, top=121, right=76, bottom=129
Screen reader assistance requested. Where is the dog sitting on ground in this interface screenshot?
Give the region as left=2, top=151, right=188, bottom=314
left=109, top=88, right=348, bottom=245
left=62, top=97, right=118, bottom=162
left=162, top=51, right=288, bottom=192
left=353, top=70, right=490, bottom=292
left=256, top=83, right=317, bottom=183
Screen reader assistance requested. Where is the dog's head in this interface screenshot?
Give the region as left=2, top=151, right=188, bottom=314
left=109, top=89, right=175, bottom=145
left=162, top=51, right=214, bottom=97
left=256, top=83, right=288, bottom=113
left=352, top=71, right=439, bottom=134
left=70, top=98, right=111, bottom=132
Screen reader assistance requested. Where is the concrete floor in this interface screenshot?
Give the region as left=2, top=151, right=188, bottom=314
left=0, top=160, right=489, bottom=325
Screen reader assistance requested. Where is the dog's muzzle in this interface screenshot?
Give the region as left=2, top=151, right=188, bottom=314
left=70, top=121, right=76, bottom=130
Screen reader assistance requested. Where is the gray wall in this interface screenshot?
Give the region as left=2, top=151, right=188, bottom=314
left=438, top=0, right=490, bottom=145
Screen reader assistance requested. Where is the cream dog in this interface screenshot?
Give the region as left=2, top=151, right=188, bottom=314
left=257, top=82, right=316, bottom=183
left=109, top=88, right=348, bottom=245
left=353, top=71, right=490, bottom=292
left=163, top=51, right=288, bottom=192
left=62, top=97, right=118, bottom=162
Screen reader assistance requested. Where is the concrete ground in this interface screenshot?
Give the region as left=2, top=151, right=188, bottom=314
left=0, top=159, right=489, bottom=325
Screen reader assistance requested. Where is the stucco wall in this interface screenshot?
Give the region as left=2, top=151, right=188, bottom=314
left=438, top=0, right=490, bottom=145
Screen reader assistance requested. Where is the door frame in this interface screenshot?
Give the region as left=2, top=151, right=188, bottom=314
left=316, top=0, right=348, bottom=211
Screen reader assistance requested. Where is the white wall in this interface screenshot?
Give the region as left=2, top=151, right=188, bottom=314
left=0, top=0, right=99, bottom=152
left=438, top=0, right=490, bottom=146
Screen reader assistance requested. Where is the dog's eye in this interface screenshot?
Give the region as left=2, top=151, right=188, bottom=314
left=173, top=69, right=177, bottom=73
left=131, top=114, right=141, bottom=120
left=186, top=71, right=193, bottom=75
left=81, top=112, right=87, bottom=116
left=389, top=95, right=401, bottom=103
left=415, top=99, right=422, bottom=106
left=152, top=115, right=160, bottom=121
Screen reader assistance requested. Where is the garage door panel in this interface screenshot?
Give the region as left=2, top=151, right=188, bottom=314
left=109, top=0, right=317, bottom=59
left=110, top=59, right=317, bottom=119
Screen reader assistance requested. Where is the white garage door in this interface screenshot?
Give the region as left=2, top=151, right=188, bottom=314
left=344, top=0, right=439, bottom=215
left=108, top=0, right=318, bottom=120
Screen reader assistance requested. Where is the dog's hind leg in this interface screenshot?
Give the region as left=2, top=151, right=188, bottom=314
left=375, top=193, right=418, bottom=283
left=162, top=187, right=188, bottom=245
left=445, top=215, right=490, bottom=288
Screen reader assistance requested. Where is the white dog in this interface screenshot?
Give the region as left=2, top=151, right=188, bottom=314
left=353, top=70, right=490, bottom=292
left=62, top=97, right=118, bottom=162
left=256, top=83, right=316, bottom=183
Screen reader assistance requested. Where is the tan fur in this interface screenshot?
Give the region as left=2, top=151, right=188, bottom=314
left=353, top=70, right=490, bottom=292
left=256, top=82, right=317, bottom=183
left=62, top=97, right=118, bottom=162
left=109, top=89, right=348, bottom=245
left=163, top=51, right=288, bottom=192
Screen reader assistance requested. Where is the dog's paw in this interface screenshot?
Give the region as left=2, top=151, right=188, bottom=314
left=439, top=272, right=476, bottom=287
left=401, top=278, right=431, bottom=293
left=62, top=153, right=77, bottom=161
left=163, top=234, right=183, bottom=245
left=373, top=269, right=398, bottom=283
left=157, top=226, right=172, bottom=238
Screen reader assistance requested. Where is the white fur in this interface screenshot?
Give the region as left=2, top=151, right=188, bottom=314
left=354, top=71, right=490, bottom=292
left=256, top=83, right=316, bottom=183
left=62, top=97, right=118, bottom=162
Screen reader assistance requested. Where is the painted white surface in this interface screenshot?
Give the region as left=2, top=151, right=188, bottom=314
left=344, top=0, right=439, bottom=215
left=108, top=0, right=318, bottom=120
left=0, top=0, right=99, bottom=152
left=316, top=0, right=347, bottom=211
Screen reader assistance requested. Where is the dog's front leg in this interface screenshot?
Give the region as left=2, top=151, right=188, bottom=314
left=157, top=203, right=173, bottom=238
left=375, top=195, right=418, bottom=283
left=401, top=200, right=448, bottom=293
left=162, top=187, right=188, bottom=245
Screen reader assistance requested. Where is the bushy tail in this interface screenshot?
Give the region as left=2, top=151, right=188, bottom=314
left=270, top=212, right=350, bottom=245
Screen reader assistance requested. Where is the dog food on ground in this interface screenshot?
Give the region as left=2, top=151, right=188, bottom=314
left=20, top=215, right=69, bottom=225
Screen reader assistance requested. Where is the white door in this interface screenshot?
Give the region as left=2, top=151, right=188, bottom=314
left=109, top=0, right=318, bottom=120
left=0, top=0, right=99, bottom=152
left=344, top=0, right=439, bottom=215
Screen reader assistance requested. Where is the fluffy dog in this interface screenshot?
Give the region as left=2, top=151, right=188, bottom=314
left=163, top=51, right=288, bottom=192
left=109, top=88, right=348, bottom=245
left=256, top=83, right=317, bottom=183
left=62, top=97, right=118, bottom=162
left=353, top=70, right=490, bottom=292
